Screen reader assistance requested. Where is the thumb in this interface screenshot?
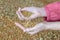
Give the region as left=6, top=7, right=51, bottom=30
left=21, top=7, right=34, bottom=13
left=21, top=7, right=28, bottom=11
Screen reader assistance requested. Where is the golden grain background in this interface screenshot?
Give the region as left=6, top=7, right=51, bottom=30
left=0, top=0, right=60, bottom=40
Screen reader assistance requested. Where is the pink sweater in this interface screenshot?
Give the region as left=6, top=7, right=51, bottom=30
left=44, top=2, right=60, bottom=22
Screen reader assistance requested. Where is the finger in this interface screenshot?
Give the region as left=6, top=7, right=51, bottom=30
left=21, top=7, right=30, bottom=11
left=15, top=22, right=26, bottom=32
left=16, top=11, right=25, bottom=20
left=21, top=7, right=35, bottom=14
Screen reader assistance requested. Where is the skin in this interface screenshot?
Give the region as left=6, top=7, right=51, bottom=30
left=15, top=7, right=60, bottom=35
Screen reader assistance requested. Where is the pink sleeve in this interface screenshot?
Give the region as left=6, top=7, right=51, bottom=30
left=44, top=2, right=60, bottom=22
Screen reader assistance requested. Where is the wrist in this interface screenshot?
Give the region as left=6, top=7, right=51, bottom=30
left=39, top=7, right=47, bottom=17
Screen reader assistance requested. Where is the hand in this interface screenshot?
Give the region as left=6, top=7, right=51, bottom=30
left=16, top=7, right=41, bottom=21
left=15, top=22, right=46, bottom=35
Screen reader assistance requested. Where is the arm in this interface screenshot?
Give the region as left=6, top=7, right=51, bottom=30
left=15, top=22, right=60, bottom=35
left=45, top=22, right=60, bottom=30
